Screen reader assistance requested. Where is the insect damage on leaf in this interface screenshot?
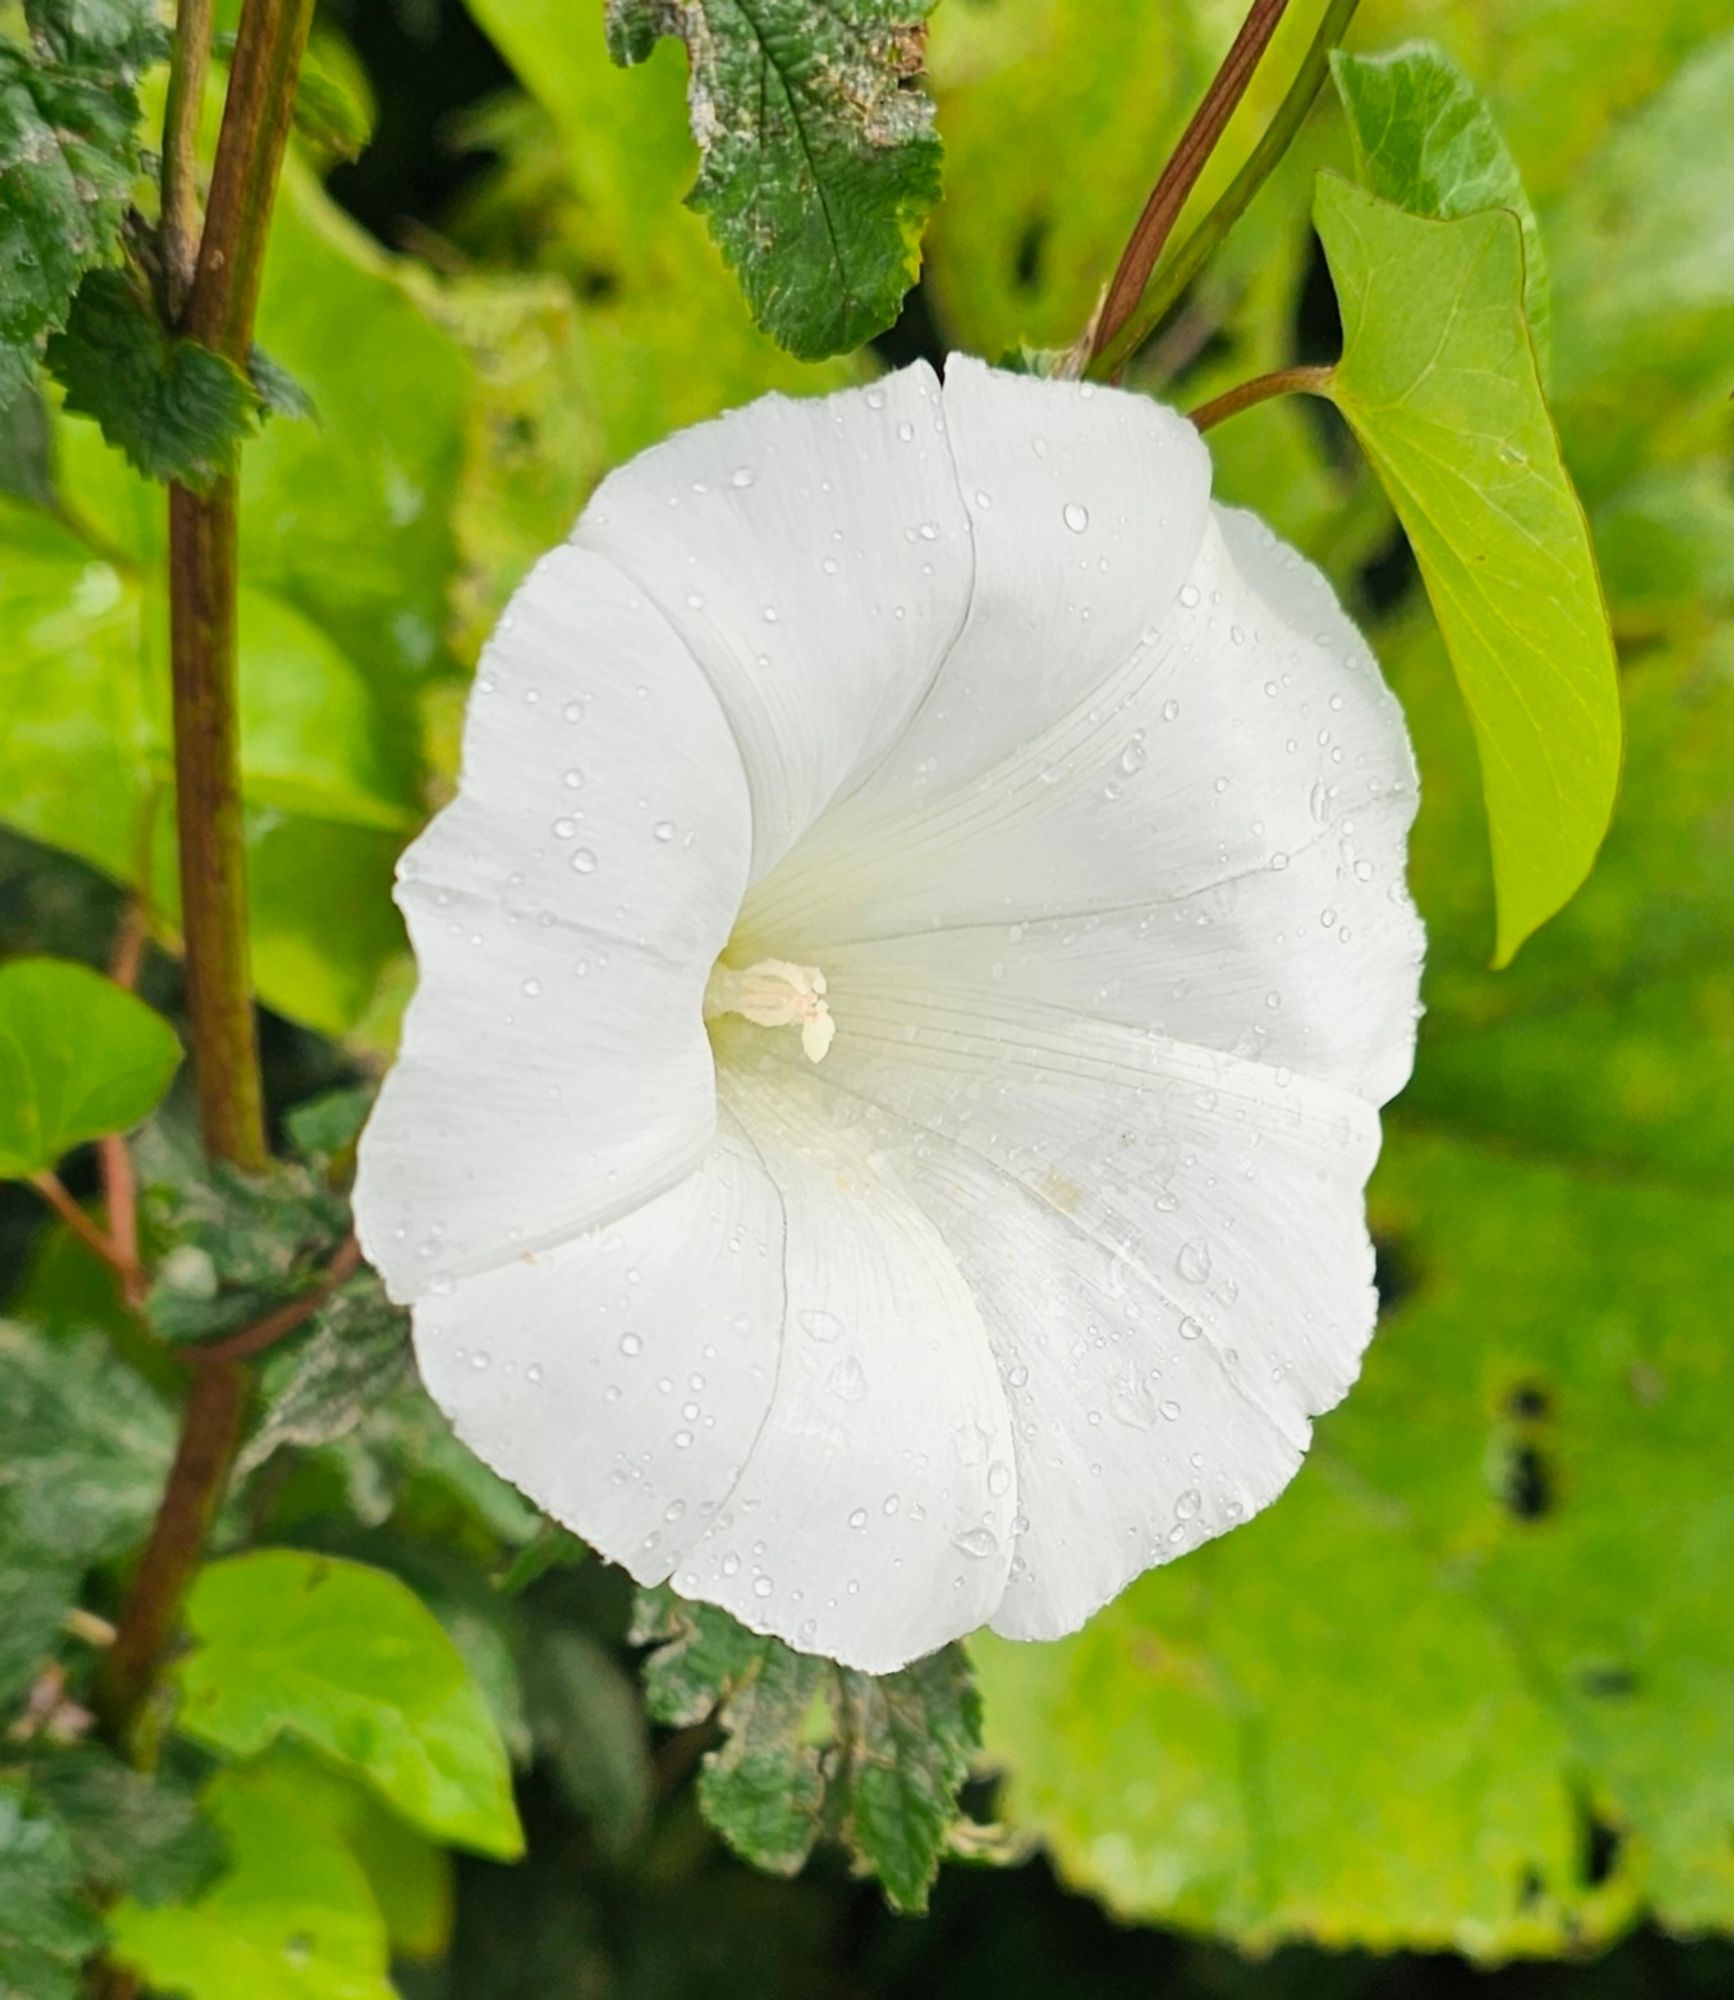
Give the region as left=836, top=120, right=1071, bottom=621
left=604, top=0, right=943, bottom=359
left=632, top=1586, right=980, bottom=1912
left=0, top=6, right=157, bottom=406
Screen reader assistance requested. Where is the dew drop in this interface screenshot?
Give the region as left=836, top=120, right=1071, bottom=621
left=653, top=821, right=676, bottom=842
left=571, top=848, right=598, bottom=874
left=987, top=1460, right=1012, bottom=1497
left=954, top=1526, right=999, bottom=1560
left=1062, top=501, right=1090, bottom=533
left=1176, top=1238, right=1212, bottom=1284
left=799, top=1308, right=844, bottom=1342
left=729, top=465, right=757, bottom=488
left=618, top=1332, right=643, bottom=1357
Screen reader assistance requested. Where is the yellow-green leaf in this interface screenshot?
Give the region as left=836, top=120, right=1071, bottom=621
left=1315, top=174, right=1620, bottom=963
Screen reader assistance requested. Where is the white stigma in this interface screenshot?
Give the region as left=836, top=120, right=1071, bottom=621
left=704, top=957, right=836, bottom=1063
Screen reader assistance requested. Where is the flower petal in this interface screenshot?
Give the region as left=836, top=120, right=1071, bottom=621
left=411, top=1069, right=1016, bottom=1675
left=751, top=503, right=1422, bottom=1102
left=410, top=1117, right=783, bottom=1575
left=355, top=548, right=751, bottom=1299
left=740, top=981, right=1382, bottom=1642
left=573, top=362, right=974, bottom=881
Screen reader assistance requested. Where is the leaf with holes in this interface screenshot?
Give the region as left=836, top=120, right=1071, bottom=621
left=1315, top=175, right=1619, bottom=965
left=604, top=0, right=942, bottom=358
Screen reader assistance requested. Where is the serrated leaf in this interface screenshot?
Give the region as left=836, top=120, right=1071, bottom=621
left=0, top=1532, right=79, bottom=1711
left=247, top=346, right=317, bottom=425
left=0, top=44, right=144, bottom=396
left=634, top=1589, right=979, bottom=1906
left=0, top=955, right=180, bottom=1178
left=834, top=1646, right=980, bottom=1914
left=604, top=0, right=941, bottom=358
left=46, top=267, right=259, bottom=492
left=0, top=1773, right=103, bottom=2000
left=1314, top=174, right=1620, bottom=965
left=26, top=1749, right=225, bottom=1908
left=107, top=1764, right=396, bottom=2000
left=290, top=33, right=375, bottom=164
left=1332, top=42, right=1551, bottom=377
left=174, top=1550, right=523, bottom=1859
left=235, top=1274, right=413, bottom=1479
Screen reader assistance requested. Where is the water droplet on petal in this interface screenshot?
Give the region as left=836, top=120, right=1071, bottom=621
left=1062, top=501, right=1089, bottom=533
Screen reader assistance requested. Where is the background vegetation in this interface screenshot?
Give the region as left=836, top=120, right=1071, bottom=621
left=1, top=0, right=1730, bottom=1992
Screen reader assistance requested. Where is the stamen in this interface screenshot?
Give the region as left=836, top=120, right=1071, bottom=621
left=704, top=957, right=836, bottom=1063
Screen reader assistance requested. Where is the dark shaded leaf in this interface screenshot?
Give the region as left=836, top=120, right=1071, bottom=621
left=0, top=1772, right=103, bottom=2000
left=26, top=1749, right=225, bottom=1907
left=23, top=0, right=166, bottom=70
left=46, top=269, right=259, bottom=493
left=247, top=346, right=318, bottom=425
left=519, top=1627, right=653, bottom=1858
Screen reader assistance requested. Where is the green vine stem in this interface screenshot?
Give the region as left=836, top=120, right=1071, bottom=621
left=158, top=0, right=214, bottom=321
left=94, top=0, right=318, bottom=1751
left=1089, top=0, right=1362, bottom=382
left=1084, top=0, right=1292, bottom=375
left=1189, top=361, right=1335, bottom=432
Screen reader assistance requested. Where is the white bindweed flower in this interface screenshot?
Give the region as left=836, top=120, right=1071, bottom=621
left=355, top=357, right=1423, bottom=1674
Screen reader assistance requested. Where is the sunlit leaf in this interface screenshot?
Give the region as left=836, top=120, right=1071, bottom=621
left=0, top=956, right=179, bottom=1179
left=175, top=1550, right=524, bottom=1859
left=1315, top=174, right=1620, bottom=963
left=107, top=1765, right=396, bottom=2000
left=1332, top=41, right=1551, bottom=374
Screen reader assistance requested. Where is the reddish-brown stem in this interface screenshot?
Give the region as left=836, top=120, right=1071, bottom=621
left=98, top=0, right=319, bottom=1758
left=190, top=1236, right=362, bottom=1366
left=92, top=1359, right=250, bottom=1740
left=29, top=1173, right=143, bottom=1294
left=1188, top=361, right=1335, bottom=432
left=101, top=903, right=150, bottom=1307
left=1088, top=0, right=1292, bottom=372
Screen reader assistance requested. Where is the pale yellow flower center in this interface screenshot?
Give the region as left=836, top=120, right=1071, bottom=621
left=703, top=957, right=836, bottom=1063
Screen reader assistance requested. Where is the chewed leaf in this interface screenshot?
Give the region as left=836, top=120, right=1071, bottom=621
left=0, top=43, right=142, bottom=403
left=1332, top=42, right=1551, bottom=378
left=1314, top=176, right=1620, bottom=964
left=604, top=0, right=942, bottom=358
left=0, top=956, right=181, bottom=1180
left=633, top=1587, right=980, bottom=1910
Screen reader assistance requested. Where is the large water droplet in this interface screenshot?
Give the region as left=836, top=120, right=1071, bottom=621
left=571, top=848, right=598, bottom=875
left=1062, top=501, right=1090, bottom=534
left=954, top=1526, right=999, bottom=1560
left=1176, top=1238, right=1212, bottom=1284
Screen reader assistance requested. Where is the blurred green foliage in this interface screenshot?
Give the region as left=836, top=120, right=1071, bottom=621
left=0, top=0, right=1730, bottom=1993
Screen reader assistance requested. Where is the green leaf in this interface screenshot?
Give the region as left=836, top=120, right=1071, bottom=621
left=603, top=0, right=941, bottom=358
left=1313, top=174, right=1620, bottom=965
left=519, top=1627, right=653, bottom=1859
left=0, top=1534, right=79, bottom=1711
left=23, top=0, right=167, bottom=70
left=246, top=346, right=317, bottom=425
left=174, top=1550, right=524, bottom=1859
left=634, top=1589, right=980, bottom=1909
left=1332, top=42, right=1551, bottom=376
left=0, top=1774, right=103, bottom=2000
left=234, top=1274, right=413, bottom=1479
left=0, top=42, right=144, bottom=402
left=26, top=1749, right=225, bottom=1908
left=45, top=268, right=259, bottom=492
left=139, top=1133, right=348, bottom=1347
left=289, top=31, right=375, bottom=165
left=454, top=7, right=858, bottom=476
left=0, top=956, right=179, bottom=1179
left=217, top=1751, right=453, bottom=1965
left=0, top=1322, right=174, bottom=1565
left=107, top=1765, right=397, bottom=2000
left=833, top=1648, right=980, bottom=1915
